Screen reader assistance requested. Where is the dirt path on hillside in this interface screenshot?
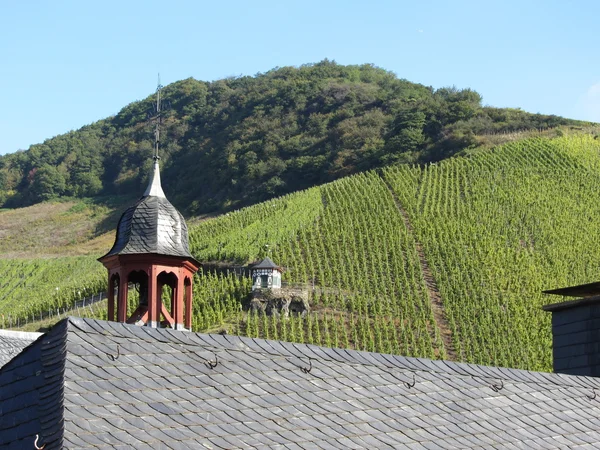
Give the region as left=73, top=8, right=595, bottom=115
left=379, top=173, right=458, bottom=361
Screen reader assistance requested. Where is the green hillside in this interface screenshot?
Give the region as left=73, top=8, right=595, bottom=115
left=0, top=61, right=587, bottom=215
left=4, top=134, right=600, bottom=372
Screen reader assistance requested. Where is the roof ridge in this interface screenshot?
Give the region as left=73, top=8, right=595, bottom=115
left=65, top=317, right=600, bottom=390
left=0, top=329, right=43, bottom=339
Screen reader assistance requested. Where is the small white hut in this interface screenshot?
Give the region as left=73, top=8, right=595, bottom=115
left=250, top=257, right=282, bottom=291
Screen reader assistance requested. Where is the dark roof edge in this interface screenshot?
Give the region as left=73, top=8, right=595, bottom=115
left=98, top=252, right=201, bottom=268
left=39, top=318, right=68, bottom=448
left=65, top=317, right=599, bottom=390
left=543, top=281, right=600, bottom=297
left=251, top=257, right=281, bottom=270
left=543, top=295, right=600, bottom=312
left=0, top=330, right=47, bottom=372
left=0, top=319, right=68, bottom=448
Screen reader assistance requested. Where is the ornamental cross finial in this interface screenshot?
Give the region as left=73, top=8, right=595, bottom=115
left=153, top=74, right=163, bottom=162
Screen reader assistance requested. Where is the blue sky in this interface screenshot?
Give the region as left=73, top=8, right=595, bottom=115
left=1, top=0, right=599, bottom=155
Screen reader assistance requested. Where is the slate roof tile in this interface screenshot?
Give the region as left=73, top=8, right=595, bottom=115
left=0, top=330, right=43, bottom=369
left=572, top=445, right=599, bottom=450
left=7, top=316, right=600, bottom=448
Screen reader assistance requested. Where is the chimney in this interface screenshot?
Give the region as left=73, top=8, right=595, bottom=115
left=543, top=281, right=600, bottom=376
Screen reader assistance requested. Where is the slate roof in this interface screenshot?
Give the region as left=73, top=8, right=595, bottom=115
left=252, top=257, right=281, bottom=270
left=3, top=317, right=600, bottom=449
left=0, top=329, right=42, bottom=368
left=543, top=281, right=600, bottom=298
left=101, top=160, right=194, bottom=260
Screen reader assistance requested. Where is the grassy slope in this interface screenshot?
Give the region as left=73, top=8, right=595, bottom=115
left=0, top=197, right=128, bottom=324
left=4, top=133, right=600, bottom=372
left=0, top=197, right=133, bottom=258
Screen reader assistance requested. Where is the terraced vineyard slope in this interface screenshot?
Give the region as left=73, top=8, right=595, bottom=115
left=383, top=135, right=600, bottom=370
left=188, top=134, right=600, bottom=371
left=0, top=258, right=105, bottom=327
left=4, top=134, right=600, bottom=372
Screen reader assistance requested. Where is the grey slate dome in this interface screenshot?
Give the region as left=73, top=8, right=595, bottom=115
left=252, top=256, right=281, bottom=270
left=103, top=160, right=194, bottom=259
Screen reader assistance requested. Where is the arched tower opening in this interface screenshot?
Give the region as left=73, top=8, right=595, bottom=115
left=126, top=270, right=149, bottom=324
left=184, top=276, right=192, bottom=328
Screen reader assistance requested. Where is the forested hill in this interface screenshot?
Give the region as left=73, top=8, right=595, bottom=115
left=0, top=61, right=588, bottom=213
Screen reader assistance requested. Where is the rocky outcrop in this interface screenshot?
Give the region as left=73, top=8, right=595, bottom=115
left=249, top=288, right=310, bottom=318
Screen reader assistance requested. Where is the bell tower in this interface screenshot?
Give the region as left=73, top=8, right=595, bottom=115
left=98, top=78, right=199, bottom=330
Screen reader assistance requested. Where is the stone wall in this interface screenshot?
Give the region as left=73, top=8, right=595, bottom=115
left=249, top=287, right=310, bottom=318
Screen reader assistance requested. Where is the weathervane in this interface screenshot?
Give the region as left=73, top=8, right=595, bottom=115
left=151, top=74, right=163, bottom=161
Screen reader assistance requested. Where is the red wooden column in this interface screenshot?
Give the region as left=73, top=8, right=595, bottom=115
left=147, top=266, right=159, bottom=328
left=174, top=273, right=185, bottom=329
left=117, top=272, right=128, bottom=322
left=107, top=273, right=115, bottom=321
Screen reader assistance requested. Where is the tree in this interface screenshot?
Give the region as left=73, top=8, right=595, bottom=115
left=29, top=165, right=66, bottom=202
left=434, top=87, right=482, bottom=124
left=384, top=110, right=426, bottom=161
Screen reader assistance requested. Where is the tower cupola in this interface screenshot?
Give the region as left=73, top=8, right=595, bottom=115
left=98, top=79, right=199, bottom=330
left=98, top=159, right=199, bottom=330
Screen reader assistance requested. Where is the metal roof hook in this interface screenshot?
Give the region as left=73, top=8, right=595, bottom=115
left=491, top=379, right=504, bottom=392
left=587, top=388, right=597, bottom=401
left=300, top=357, right=312, bottom=374
left=34, top=434, right=46, bottom=450
left=107, top=345, right=120, bottom=361
left=404, top=373, right=416, bottom=389
left=204, top=352, right=218, bottom=369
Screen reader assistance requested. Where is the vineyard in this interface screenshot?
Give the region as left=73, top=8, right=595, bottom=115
left=383, top=135, right=600, bottom=370
left=3, top=134, right=600, bottom=371
left=0, top=257, right=105, bottom=327
left=189, top=172, right=443, bottom=359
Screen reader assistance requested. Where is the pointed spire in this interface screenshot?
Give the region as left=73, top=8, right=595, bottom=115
left=143, top=159, right=166, bottom=198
